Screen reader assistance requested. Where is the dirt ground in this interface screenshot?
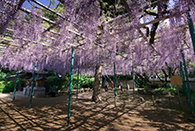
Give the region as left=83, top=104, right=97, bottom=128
left=0, top=89, right=195, bottom=131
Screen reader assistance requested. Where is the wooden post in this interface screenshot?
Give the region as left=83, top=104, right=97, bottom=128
left=170, top=75, right=183, bottom=110
left=176, top=85, right=182, bottom=109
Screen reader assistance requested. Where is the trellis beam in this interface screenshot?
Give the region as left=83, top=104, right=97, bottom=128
left=20, top=7, right=55, bottom=24
left=19, top=7, right=81, bottom=36
left=30, top=0, right=79, bottom=28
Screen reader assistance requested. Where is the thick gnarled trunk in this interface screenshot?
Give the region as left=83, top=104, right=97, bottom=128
left=92, top=64, right=102, bottom=102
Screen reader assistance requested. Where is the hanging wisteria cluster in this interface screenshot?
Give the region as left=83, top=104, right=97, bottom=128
left=0, top=0, right=195, bottom=76
left=0, top=0, right=19, bottom=35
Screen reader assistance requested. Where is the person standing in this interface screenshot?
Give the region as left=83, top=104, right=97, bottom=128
left=50, top=85, right=56, bottom=97
left=104, top=81, right=108, bottom=92
left=127, top=83, right=130, bottom=94
left=119, top=81, right=123, bottom=91
left=111, top=81, right=114, bottom=90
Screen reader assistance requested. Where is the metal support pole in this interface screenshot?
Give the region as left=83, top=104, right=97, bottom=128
left=68, top=47, right=74, bottom=126
left=188, top=9, right=195, bottom=54
left=132, top=67, right=135, bottom=96
left=76, top=66, right=79, bottom=99
left=180, top=62, right=188, bottom=101
left=29, top=61, right=37, bottom=108
left=13, top=70, right=19, bottom=101
left=114, top=62, right=117, bottom=104
left=182, top=53, right=194, bottom=114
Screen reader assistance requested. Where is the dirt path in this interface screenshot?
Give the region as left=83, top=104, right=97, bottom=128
left=0, top=90, right=195, bottom=131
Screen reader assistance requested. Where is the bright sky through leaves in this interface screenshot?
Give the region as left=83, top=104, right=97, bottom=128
left=23, top=0, right=59, bottom=9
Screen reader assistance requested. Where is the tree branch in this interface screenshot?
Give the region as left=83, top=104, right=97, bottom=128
left=120, top=0, right=131, bottom=14
left=144, top=9, right=158, bottom=16
left=149, top=20, right=159, bottom=44
left=161, top=68, right=168, bottom=82
left=155, top=72, right=164, bottom=83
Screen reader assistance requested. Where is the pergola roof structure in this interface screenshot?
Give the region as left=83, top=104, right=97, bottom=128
left=0, top=0, right=195, bottom=75
left=0, top=0, right=175, bottom=47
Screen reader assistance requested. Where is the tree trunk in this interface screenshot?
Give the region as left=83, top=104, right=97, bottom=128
left=92, top=64, right=102, bottom=102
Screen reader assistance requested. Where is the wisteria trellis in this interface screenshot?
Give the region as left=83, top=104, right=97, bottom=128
left=0, top=0, right=195, bottom=76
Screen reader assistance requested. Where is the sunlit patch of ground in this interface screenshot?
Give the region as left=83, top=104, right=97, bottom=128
left=0, top=89, right=195, bottom=131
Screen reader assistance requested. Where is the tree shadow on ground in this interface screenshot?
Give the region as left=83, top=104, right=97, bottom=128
left=134, top=94, right=195, bottom=131
left=0, top=90, right=194, bottom=131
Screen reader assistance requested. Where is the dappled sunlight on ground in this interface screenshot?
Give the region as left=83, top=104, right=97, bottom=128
left=0, top=90, right=195, bottom=130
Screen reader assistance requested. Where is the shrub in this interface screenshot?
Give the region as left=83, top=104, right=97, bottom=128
left=0, top=81, right=5, bottom=92
left=44, top=73, right=95, bottom=92
left=76, top=74, right=94, bottom=89
left=44, top=76, right=68, bottom=92
left=2, top=80, right=15, bottom=93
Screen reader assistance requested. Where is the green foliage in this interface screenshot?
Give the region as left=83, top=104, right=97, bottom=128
left=44, top=76, right=68, bottom=92
left=2, top=80, right=15, bottom=93
left=0, top=68, right=17, bottom=78
left=177, top=87, right=187, bottom=96
left=104, top=75, right=132, bottom=82
left=0, top=72, right=6, bottom=79
left=191, top=92, right=195, bottom=101
left=149, top=83, right=159, bottom=89
left=47, top=0, right=56, bottom=6
left=159, top=74, right=165, bottom=78
left=0, top=69, right=94, bottom=93
left=164, top=86, right=186, bottom=95
left=0, top=81, right=5, bottom=92
left=189, top=69, right=195, bottom=78
left=73, top=73, right=94, bottom=89
left=44, top=73, right=94, bottom=92
left=116, top=75, right=132, bottom=80
left=168, top=86, right=177, bottom=94
left=99, top=0, right=125, bottom=18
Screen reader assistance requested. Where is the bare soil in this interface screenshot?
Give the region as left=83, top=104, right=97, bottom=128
left=0, top=89, right=195, bottom=131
